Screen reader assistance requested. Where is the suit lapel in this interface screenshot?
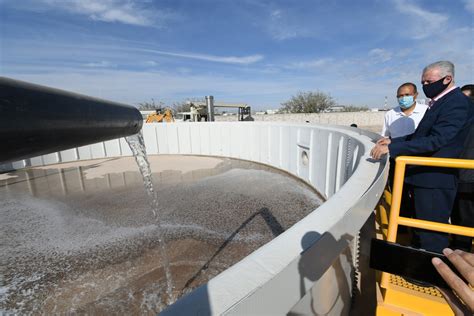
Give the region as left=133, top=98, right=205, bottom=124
left=430, top=95, right=448, bottom=112
left=412, top=89, right=459, bottom=137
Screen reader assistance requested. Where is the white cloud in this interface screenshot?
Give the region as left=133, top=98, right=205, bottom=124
left=143, top=61, right=159, bottom=67
left=270, top=9, right=282, bottom=19
left=393, top=0, right=448, bottom=39
left=464, top=0, right=474, bottom=13
left=368, top=48, right=392, bottom=63
left=395, top=48, right=412, bottom=58
left=137, top=48, right=264, bottom=65
left=264, top=6, right=312, bottom=40
left=3, top=37, right=264, bottom=66
left=270, top=30, right=299, bottom=41
left=177, top=67, right=192, bottom=74
left=414, top=27, right=474, bottom=82
left=83, top=60, right=116, bottom=68
left=35, top=0, right=172, bottom=27
left=286, top=58, right=332, bottom=69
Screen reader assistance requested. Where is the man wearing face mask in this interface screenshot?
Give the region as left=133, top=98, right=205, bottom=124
left=371, top=61, right=472, bottom=253
left=381, top=82, right=428, bottom=138
left=381, top=83, right=428, bottom=222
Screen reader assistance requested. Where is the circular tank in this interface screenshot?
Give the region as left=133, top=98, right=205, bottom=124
left=0, top=122, right=387, bottom=315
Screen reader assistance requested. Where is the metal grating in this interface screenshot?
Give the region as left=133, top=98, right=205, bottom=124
left=389, top=274, right=443, bottom=297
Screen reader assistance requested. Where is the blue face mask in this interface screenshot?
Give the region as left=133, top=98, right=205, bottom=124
left=398, top=95, right=415, bottom=109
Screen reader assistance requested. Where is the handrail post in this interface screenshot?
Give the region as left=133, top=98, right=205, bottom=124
left=380, top=158, right=406, bottom=288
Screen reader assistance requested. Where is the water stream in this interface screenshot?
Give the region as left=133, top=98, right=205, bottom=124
left=125, top=132, right=175, bottom=306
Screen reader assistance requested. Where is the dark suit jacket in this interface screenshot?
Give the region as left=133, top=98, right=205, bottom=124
left=389, top=87, right=472, bottom=189
left=459, top=99, right=474, bottom=185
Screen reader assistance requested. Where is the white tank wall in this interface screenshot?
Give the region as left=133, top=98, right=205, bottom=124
left=5, top=122, right=368, bottom=200
left=2, top=122, right=388, bottom=315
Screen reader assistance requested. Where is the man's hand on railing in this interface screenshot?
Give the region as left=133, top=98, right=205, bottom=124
left=376, top=137, right=391, bottom=146
left=432, top=248, right=474, bottom=315
left=371, top=143, right=389, bottom=160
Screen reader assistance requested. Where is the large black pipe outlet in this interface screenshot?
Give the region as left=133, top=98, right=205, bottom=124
left=0, top=77, right=143, bottom=163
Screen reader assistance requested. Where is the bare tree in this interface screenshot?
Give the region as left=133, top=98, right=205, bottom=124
left=137, top=98, right=165, bottom=110
left=280, top=91, right=335, bottom=113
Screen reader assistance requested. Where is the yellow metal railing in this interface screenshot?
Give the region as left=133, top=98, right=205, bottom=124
left=380, top=156, right=474, bottom=289
left=376, top=190, right=391, bottom=238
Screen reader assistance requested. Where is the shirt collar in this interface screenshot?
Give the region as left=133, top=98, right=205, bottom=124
left=397, top=103, right=423, bottom=116
left=433, top=86, right=457, bottom=101
left=412, top=103, right=423, bottom=113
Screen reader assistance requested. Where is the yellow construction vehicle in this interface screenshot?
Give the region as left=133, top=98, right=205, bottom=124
left=145, top=108, right=175, bottom=123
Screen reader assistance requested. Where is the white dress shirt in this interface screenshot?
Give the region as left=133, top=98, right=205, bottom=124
left=381, top=102, right=428, bottom=138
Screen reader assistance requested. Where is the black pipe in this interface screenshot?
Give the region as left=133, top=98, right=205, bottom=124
left=0, top=77, right=143, bottom=163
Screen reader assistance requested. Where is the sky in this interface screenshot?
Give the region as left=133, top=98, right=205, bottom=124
left=1, top=0, right=473, bottom=110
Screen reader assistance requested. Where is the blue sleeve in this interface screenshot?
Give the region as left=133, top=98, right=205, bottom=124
left=388, top=99, right=469, bottom=158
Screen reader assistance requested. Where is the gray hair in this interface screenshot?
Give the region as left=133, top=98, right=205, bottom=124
left=423, top=61, right=455, bottom=77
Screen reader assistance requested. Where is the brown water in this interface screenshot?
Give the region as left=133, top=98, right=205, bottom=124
left=0, top=155, right=323, bottom=314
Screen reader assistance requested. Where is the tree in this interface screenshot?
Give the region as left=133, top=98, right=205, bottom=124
left=137, top=98, right=165, bottom=110
left=280, top=91, right=335, bottom=113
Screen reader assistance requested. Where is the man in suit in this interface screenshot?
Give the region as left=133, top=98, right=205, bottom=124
left=371, top=61, right=472, bottom=253
left=450, top=85, right=474, bottom=251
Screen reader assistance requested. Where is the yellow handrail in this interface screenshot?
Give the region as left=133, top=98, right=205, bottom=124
left=380, top=156, right=474, bottom=289
left=376, top=190, right=391, bottom=238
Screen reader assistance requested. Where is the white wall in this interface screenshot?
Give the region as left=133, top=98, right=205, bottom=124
left=5, top=122, right=369, bottom=200
left=215, top=111, right=385, bottom=128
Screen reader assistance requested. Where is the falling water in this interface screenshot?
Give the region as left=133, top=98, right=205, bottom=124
left=125, top=132, right=175, bottom=306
